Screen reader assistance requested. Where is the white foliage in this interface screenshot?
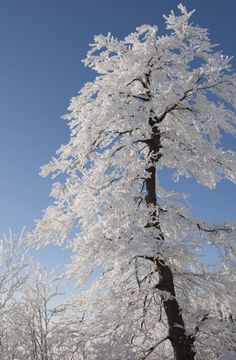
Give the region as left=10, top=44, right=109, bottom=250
left=30, top=4, right=236, bottom=359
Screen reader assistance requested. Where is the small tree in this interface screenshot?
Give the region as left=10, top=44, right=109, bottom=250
left=0, top=230, right=28, bottom=359
left=18, top=265, right=66, bottom=360
left=32, top=4, right=236, bottom=359
left=0, top=264, right=69, bottom=360
left=0, top=229, right=28, bottom=314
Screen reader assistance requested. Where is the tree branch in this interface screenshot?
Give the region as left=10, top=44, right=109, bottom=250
left=141, top=336, right=169, bottom=359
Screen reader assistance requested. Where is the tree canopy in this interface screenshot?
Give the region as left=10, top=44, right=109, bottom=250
left=31, top=4, right=236, bottom=359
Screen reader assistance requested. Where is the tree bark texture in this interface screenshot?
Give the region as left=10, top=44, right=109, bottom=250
left=144, top=114, right=196, bottom=360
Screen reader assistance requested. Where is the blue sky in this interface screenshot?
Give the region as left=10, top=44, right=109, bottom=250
left=0, top=0, right=235, bottom=270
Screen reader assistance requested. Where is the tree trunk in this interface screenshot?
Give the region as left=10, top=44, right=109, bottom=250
left=145, top=117, right=196, bottom=360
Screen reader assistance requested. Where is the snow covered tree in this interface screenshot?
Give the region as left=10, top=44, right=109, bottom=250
left=0, top=230, right=29, bottom=359
left=0, top=229, right=28, bottom=314
left=17, top=265, right=67, bottom=360
left=0, top=264, right=70, bottom=360
left=32, top=4, right=236, bottom=359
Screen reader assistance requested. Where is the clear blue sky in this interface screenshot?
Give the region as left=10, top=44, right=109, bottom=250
left=0, top=0, right=235, bottom=270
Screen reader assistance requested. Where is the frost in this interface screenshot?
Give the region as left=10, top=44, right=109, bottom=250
left=30, top=4, right=236, bottom=359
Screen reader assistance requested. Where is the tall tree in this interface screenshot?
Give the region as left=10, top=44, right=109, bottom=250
left=32, top=4, right=236, bottom=359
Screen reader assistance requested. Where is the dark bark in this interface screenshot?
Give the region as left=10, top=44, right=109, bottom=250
left=144, top=114, right=196, bottom=359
